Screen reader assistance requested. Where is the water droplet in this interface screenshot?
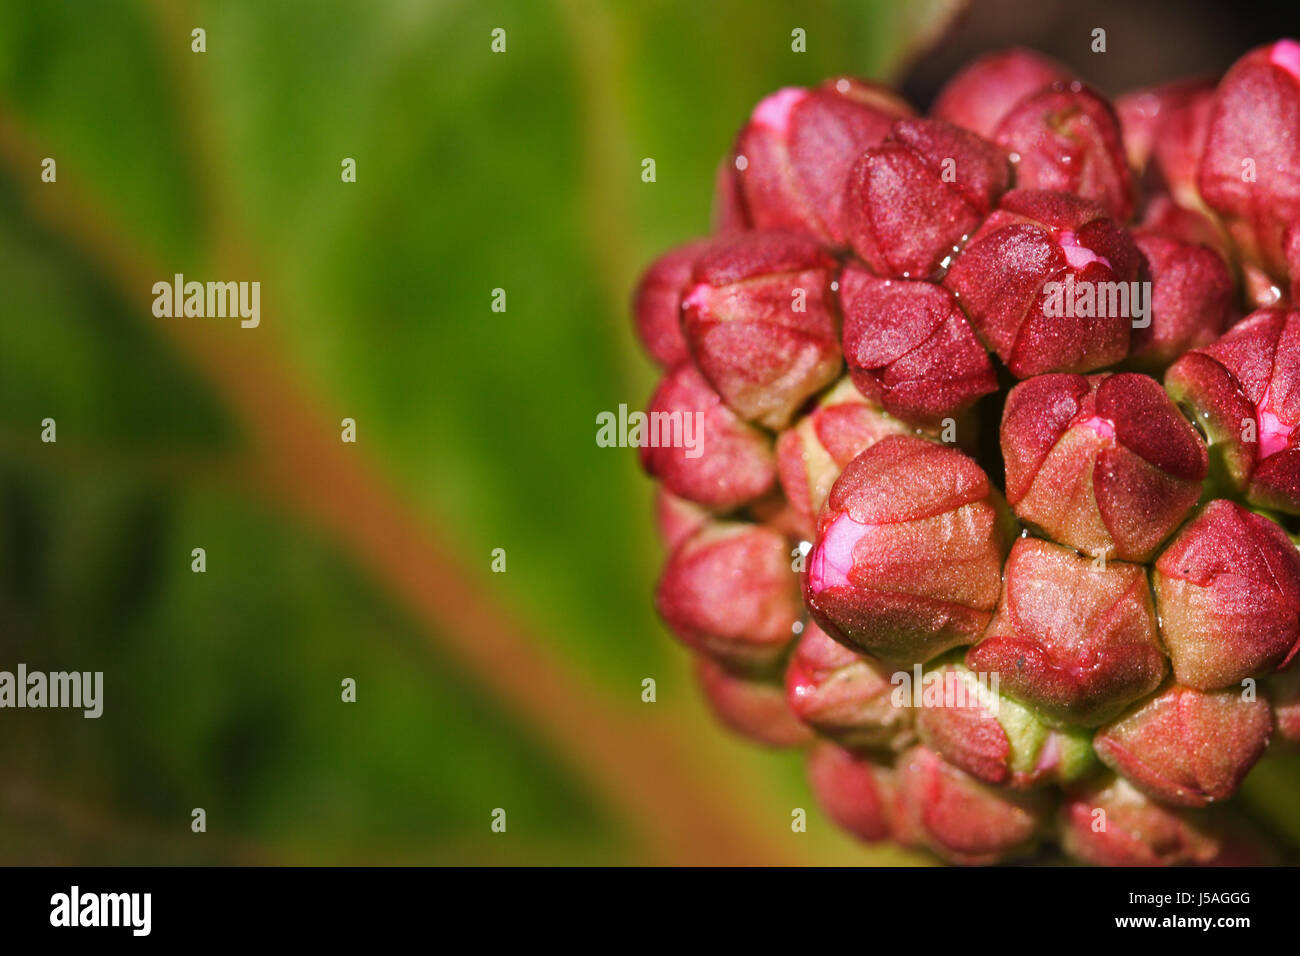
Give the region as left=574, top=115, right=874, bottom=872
left=734, top=154, right=749, bottom=171
left=835, top=78, right=850, bottom=94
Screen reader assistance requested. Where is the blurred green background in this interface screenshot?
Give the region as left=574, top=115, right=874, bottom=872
left=0, top=0, right=1297, bottom=865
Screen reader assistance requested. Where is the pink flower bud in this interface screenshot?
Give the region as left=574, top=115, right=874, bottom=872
left=729, top=78, right=911, bottom=245
left=1094, top=683, right=1273, bottom=807
left=995, top=82, right=1135, bottom=221
left=843, top=118, right=1010, bottom=280
left=1001, top=372, right=1208, bottom=562
left=804, top=435, right=1013, bottom=666
left=785, top=621, right=915, bottom=752
left=1164, top=309, right=1300, bottom=514
left=806, top=742, right=896, bottom=843
left=640, top=362, right=776, bottom=512
left=839, top=264, right=998, bottom=428
left=914, top=657, right=1096, bottom=788
left=632, top=238, right=717, bottom=366
left=1060, top=775, right=1222, bottom=866
left=932, top=47, right=1073, bottom=139
left=655, top=520, right=800, bottom=675
left=1117, top=77, right=1214, bottom=180
left=943, top=189, right=1142, bottom=378
left=894, top=745, right=1050, bottom=865
left=1129, top=232, right=1234, bottom=369
left=694, top=655, right=813, bottom=748
left=1198, top=40, right=1300, bottom=280
left=1152, top=500, right=1300, bottom=689
left=775, top=377, right=912, bottom=537
left=653, top=487, right=710, bottom=553
left=682, top=231, right=842, bottom=429
left=1138, top=193, right=1233, bottom=263
left=967, top=538, right=1167, bottom=726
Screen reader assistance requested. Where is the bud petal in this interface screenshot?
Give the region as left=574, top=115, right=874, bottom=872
left=806, top=742, right=896, bottom=843
left=804, top=436, right=1013, bottom=665
left=775, top=377, right=912, bottom=536
left=1094, top=683, right=1273, bottom=807
left=894, top=745, right=1050, bottom=865
left=785, top=622, right=915, bottom=751
left=1152, top=500, right=1300, bottom=689
left=1060, top=775, right=1222, bottom=866
left=1001, top=372, right=1207, bottom=562
left=695, top=655, right=813, bottom=748
left=967, top=538, right=1167, bottom=726
left=632, top=238, right=717, bottom=366
left=1117, top=77, right=1214, bottom=181
left=1198, top=40, right=1300, bottom=279
left=1129, top=232, right=1234, bottom=369
left=1165, top=310, right=1300, bottom=513
left=915, top=657, right=1096, bottom=787
left=653, top=487, right=710, bottom=553
left=640, top=363, right=776, bottom=511
left=932, top=47, right=1073, bottom=139
left=839, top=264, right=998, bottom=428
left=682, top=231, right=842, bottom=429
left=655, top=520, right=800, bottom=675
left=944, top=189, right=1142, bottom=377
left=994, top=82, right=1135, bottom=221
left=843, top=118, right=1010, bottom=280
left=730, top=79, right=911, bottom=244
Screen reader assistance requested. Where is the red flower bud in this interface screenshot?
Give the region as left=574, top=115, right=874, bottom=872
left=843, top=119, right=1010, bottom=280
left=785, top=621, right=915, bottom=751
left=967, top=538, right=1167, bottom=726
left=695, top=655, right=813, bottom=748
left=632, top=238, right=716, bottom=367
left=775, top=377, right=912, bottom=537
left=839, top=264, right=998, bottom=428
left=1001, top=372, right=1208, bottom=562
left=894, top=745, right=1050, bottom=865
left=640, top=362, right=776, bottom=511
left=1152, top=500, right=1300, bottom=689
left=943, top=189, right=1142, bottom=378
left=655, top=520, right=800, bottom=675
left=1094, top=683, right=1273, bottom=807
left=932, top=47, right=1072, bottom=140
left=1138, top=193, right=1233, bottom=263
left=729, top=78, right=911, bottom=245
left=1118, top=78, right=1214, bottom=180
left=1060, top=775, right=1222, bottom=866
left=1164, top=309, right=1300, bottom=514
left=1129, top=232, right=1234, bottom=369
left=994, top=82, right=1135, bottom=221
left=914, top=657, right=1096, bottom=788
left=653, top=488, right=710, bottom=553
left=806, top=742, right=896, bottom=843
left=804, top=435, right=1013, bottom=666
left=682, top=231, right=842, bottom=429
left=1198, top=40, right=1300, bottom=280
